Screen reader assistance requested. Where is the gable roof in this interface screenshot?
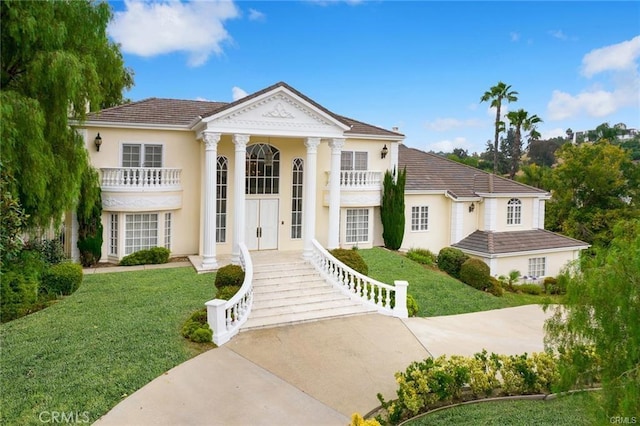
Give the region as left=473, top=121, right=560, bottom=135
left=85, top=82, right=403, bottom=138
left=398, top=144, right=548, bottom=198
left=452, top=229, right=589, bottom=255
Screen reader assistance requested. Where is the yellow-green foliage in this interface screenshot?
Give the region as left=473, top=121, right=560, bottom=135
left=350, top=413, right=381, bottom=426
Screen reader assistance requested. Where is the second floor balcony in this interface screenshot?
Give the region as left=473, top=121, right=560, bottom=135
left=325, top=170, right=382, bottom=190
left=100, top=167, right=182, bottom=192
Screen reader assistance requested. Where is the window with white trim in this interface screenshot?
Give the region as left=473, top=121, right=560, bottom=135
left=411, top=206, right=429, bottom=231
left=164, top=212, right=172, bottom=250
left=246, top=144, right=279, bottom=195
left=216, top=156, right=228, bottom=243
left=346, top=208, right=369, bottom=243
left=507, top=198, right=522, bottom=225
left=122, top=144, right=162, bottom=167
left=291, top=158, right=303, bottom=239
left=528, top=257, right=546, bottom=277
left=125, top=213, right=158, bottom=255
left=340, top=151, right=368, bottom=171
left=109, top=214, right=118, bottom=255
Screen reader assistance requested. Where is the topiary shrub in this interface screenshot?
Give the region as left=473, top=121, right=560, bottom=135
left=216, top=285, right=240, bottom=300
left=437, top=247, right=469, bottom=279
left=406, top=248, right=437, bottom=266
left=41, top=262, right=83, bottom=296
left=181, top=308, right=213, bottom=344
left=406, top=294, right=420, bottom=317
left=487, top=276, right=504, bottom=297
left=119, top=247, right=170, bottom=266
left=517, top=283, right=543, bottom=295
left=214, top=264, right=245, bottom=289
left=330, top=248, right=369, bottom=275
left=460, top=258, right=490, bottom=291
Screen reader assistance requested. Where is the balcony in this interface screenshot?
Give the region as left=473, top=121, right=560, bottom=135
left=325, top=170, right=382, bottom=190
left=100, top=167, right=182, bottom=192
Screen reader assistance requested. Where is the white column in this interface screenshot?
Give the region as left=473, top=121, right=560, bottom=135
left=450, top=202, right=464, bottom=244
left=231, top=134, right=249, bottom=265
left=327, top=138, right=345, bottom=249
left=201, top=131, right=220, bottom=270
left=303, top=137, right=321, bottom=259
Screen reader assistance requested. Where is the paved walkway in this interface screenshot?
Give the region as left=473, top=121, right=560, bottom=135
left=95, top=305, right=552, bottom=426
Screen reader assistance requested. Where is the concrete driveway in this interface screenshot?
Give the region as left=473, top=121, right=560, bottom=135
left=95, top=305, right=552, bottom=426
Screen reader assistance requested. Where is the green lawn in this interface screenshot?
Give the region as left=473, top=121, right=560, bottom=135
left=359, top=248, right=559, bottom=316
left=0, top=267, right=214, bottom=425
left=404, top=391, right=600, bottom=425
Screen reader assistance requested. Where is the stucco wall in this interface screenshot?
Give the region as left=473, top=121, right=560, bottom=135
left=400, top=193, right=451, bottom=253
left=471, top=249, right=582, bottom=279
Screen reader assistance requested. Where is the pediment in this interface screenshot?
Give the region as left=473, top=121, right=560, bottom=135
left=201, top=87, right=350, bottom=137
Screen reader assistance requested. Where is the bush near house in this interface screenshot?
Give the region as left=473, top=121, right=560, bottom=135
left=436, top=247, right=469, bottom=279
left=119, top=247, right=170, bottom=266
left=488, top=277, right=504, bottom=297
left=216, top=285, right=241, bottom=300
left=405, top=248, right=437, bottom=266
left=330, top=248, right=369, bottom=275
left=460, top=258, right=491, bottom=291
left=181, top=308, right=213, bottom=343
left=517, top=283, right=543, bottom=295
left=543, top=276, right=567, bottom=295
left=41, top=262, right=83, bottom=296
left=214, top=265, right=244, bottom=289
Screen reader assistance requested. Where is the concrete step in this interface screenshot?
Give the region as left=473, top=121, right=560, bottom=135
left=252, top=292, right=348, bottom=310
left=253, top=262, right=309, bottom=274
left=252, top=273, right=323, bottom=285
left=242, top=306, right=377, bottom=331
left=252, top=279, right=329, bottom=295
left=252, top=285, right=338, bottom=300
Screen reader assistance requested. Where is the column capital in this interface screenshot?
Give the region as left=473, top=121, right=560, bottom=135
left=304, top=137, right=321, bottom=153
left=233, top=134, right=250, bottom=149
left=202, top=131, right=221, bottom=150
left=328, top=138, right=345, bottom=151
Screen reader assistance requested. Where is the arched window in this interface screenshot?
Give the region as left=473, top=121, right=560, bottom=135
left=246, top=144, right=280, bottom=194
left=291, top=158, right=304, bottom=239
left=507, top=198, right=522, bottom=225
left=216, top=156, right=228, bottom=242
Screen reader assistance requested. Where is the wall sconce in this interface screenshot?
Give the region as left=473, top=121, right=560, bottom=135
left=469, top=202, right=475, bottom=213
left=264, top=143, right=274, bottom=167
left=94, top=133, right=103, bottom=152
left=381, top=144, right=388, bottom=159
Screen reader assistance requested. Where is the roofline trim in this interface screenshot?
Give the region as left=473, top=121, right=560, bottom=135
left=72, top=121, right=191, bottom=131
left=454, top=244, right=590, bottom=258
left=475, top=192, right=551, bottom=199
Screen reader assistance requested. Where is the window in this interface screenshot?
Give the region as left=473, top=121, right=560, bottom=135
left=216, top=156, right=228, bottom=243
left=528, top=257, right=546, bottom=277
left=340, top=151, right=368, bottom=171
left=122, top=144, right=162, bottom=167
left=109, top=214, right=118, bottom=255
left=346, top=208, right=369, bottom=243
left=411, top=206, right=429, bottom=231
left=164, top=212, right=172, bottom=249
left=507, top=198, right=522, bottom=225
left=246, top=144, right=280, bottom=194
left=291, top=158, right=303, bottom=239
left=125, top=213, right=158, bottom=254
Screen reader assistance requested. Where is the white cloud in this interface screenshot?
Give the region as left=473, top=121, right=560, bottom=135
left=581, top=35, right=640, bottom=77
left=540, top=127, right=566, bottom=140
left=108, top=0, right=239, bottom=67
left=232, top=86, right=248, bottom=101
left=248, top=8, right=265, bottom=21
left=425, top=137, right=472, bottom=153
left=547, top=89, right=620, bottom=120
left=425, top=117, right=484, bottom=132
left=510, top=32, right=520, bottom=42
left=548, top=30, right=568, bottom=41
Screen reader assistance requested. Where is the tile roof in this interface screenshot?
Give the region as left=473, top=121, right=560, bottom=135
left=85, top=82, right=403, bottom=137
left=452, top=229, right=589, bottom=255
left=398, top=144, right=548, bottom=197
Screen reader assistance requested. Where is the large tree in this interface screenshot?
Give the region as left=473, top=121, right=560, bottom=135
left=1, top=0, right=133, bottom=228
left=546, top=140, right=640, bottom=247
left=480, top=81, right=518, bottom=175
left=505, top=109, right=542, bottom=179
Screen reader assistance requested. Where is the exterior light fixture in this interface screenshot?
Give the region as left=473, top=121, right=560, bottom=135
left=469, top=202, right=475, bottom=213
left=381, top=144, right=388, bottom=159
left=94, top=133, right=103, bottom=152
left=264, top=144, right=274, bottom=167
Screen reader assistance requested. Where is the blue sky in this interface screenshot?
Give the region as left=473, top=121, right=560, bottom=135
left=107, top=1, right=640, bottom=154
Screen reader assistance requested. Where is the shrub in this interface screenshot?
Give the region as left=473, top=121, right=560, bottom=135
left=406, top=248, right=437, bottom=266
left=0, top=270, right=38, bottom=322
left=460, top=258, right=490, bottom=291
left=544, top=276, right=567, bottom=295
left=214, top=265, right=245, bottom=289
left=406, top=294, right=419, bottom=317
left=77, top=167, right=103, bottom=267
left=119, top=247, right=170, bottom=266
left=190, top=326, right=213, bottom=343
left=437, top=247, right=469, bottom=279
left=181, top=308, right=213, bottom=344
left=350, top=413, right=381, bottom=426
left=41, top=262, right=83, bottom=296
left=330, top=248, right=369, bottom=275
left=517, top=283, right=543, bottom=295
left=381, top=168, right=406, bottom=250
left=487, top=276, right=504, bottom=297
left=24, top=238, right=67, bottom=265
left=216, top=285, right=240, bottom=300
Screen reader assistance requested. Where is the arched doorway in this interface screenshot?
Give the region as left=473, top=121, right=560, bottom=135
left=245, top=144, right=280, bottom=250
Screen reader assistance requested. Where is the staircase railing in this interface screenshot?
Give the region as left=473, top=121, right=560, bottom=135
left=205, top=242, right=254, bottom=345
left=308, top=239, right=408, bottom=318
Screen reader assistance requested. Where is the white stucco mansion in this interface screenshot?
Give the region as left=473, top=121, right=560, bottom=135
left=71, top=81, right=588, bottom=279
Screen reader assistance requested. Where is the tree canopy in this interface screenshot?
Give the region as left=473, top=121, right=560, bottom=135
left=480, top=81, right=518, bottom=175
left=1, top=0, right=133, bottom=228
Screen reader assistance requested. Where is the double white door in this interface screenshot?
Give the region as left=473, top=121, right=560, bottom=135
left=245, top=199, right=279, bottom=250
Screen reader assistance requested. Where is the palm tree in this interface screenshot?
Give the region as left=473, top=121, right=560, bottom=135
left=481, top=82, right=519, bottom=175
left=506, top=109, right=543, bottom=180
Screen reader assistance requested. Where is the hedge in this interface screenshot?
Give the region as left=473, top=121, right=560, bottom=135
left=41, top=262, right=83, bottom=296
left=119, top=247, right=170, bottom=266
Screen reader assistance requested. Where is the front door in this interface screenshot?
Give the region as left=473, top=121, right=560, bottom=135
left=245, top=199, right=279, bottom=250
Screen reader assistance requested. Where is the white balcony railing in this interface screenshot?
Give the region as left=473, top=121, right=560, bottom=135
left=205, top=243, right=254, bottom=346
left=325, top=170, right=382, bottom=190
left=309, top=239, right=408, bottom=318
left=100, top=167, right=182, bottom=191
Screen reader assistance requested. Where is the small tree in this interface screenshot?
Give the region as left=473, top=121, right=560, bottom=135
left=76, top=166, right=102, bottom=267
left=381, top=167, right=406, bottom=250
